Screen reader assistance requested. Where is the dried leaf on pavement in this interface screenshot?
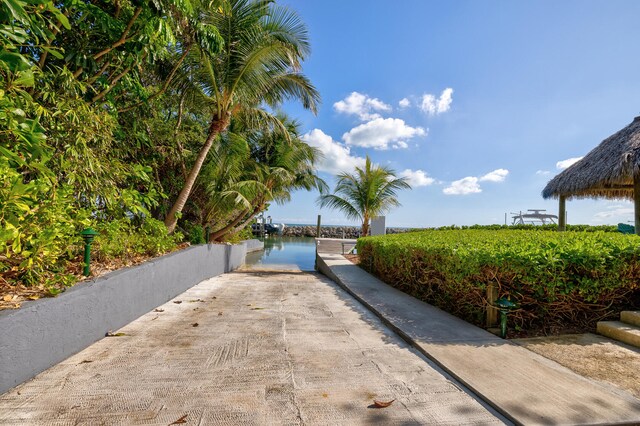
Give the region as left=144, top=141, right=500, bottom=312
left=372, top=399, right=395, bottom=408
left=169, top=414, right=188, bottom=424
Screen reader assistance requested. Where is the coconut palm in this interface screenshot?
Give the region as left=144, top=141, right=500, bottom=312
left=206, top=115, right=326, bottom=241
left=318, top=157, right=411, bottom=236
left=163, top=0, right=320, bottom=233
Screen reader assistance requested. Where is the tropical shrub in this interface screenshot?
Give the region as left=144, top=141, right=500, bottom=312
left=432, top=224, right=618, bottom=232
left=357, top=230, right=640, bottom=332
left=94, top=218, right=182, bottom=260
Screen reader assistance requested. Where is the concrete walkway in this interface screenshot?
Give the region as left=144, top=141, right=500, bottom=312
left=0, top=269, right=503, bottom=425
left=316, top=252, right=640, bottom=426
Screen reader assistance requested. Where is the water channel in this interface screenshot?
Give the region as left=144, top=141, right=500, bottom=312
left=244, top=236, right=316, bottom=271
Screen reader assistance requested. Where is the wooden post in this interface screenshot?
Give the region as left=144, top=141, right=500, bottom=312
left=316, top=215, right=321, bottom=238
left=486, top=282, right=498, bottom=327
left=558, top=195, right=566, bottom=232
left=634, top=174, right=640, bottom=235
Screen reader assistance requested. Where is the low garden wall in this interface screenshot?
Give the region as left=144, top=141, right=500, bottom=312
left=357, top=230, right=640, bottom=334
left=0, top=239, right=263, bottom=394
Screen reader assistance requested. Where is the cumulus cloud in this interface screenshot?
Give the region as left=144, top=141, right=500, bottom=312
left=443, top=168, right=509, bottom=195
left=479, top=168, right=509, bottom=182
left=594, top=203, right=634, bottom=221
left=399, top=169, right=436, bottom=187
left=333, top=92, right=391, bottom=121
left=556, top=156, right=583, bottom=170
left=443, top=177, right=481, bottom=195
left=398, top=98, right=410, bottom=108
left=342, top=117, right=426, bottom=150
left=420, top=88, right=454, bottom=115
left=302, top=129, right=366, bottom=174
left=594, top=207, right=633, bottom=219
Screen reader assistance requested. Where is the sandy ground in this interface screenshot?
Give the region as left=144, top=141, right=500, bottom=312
left=514, top=333, right=640, bottom=399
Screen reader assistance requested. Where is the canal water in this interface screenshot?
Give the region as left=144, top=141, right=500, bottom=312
left=245, top=237, right=316, bottom=271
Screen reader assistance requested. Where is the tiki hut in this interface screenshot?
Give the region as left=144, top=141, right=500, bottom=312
left=542, top=116, right=640, bottom=234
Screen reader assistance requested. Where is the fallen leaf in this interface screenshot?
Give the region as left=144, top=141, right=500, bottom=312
left=218, top=312, right=223, bottom=316
left=293, top=293, right=299, bottom=296
left=173, top=301, right=182, bottom=304
left=191, top=323, right=199, bottom=327
left=154, top=308, right=165, bottom=312
left=170, top=414, right=188, bottom=424
left=372, top=399, right=395, bottom=408
left=322, top=393, right=328, bottom=398
left=3, top=295, right=12, bottom=302
left=105, top=331, right=127, bottom=337
left=212, top=296, right=217, bottom=300
left=79, top=360, right=93, bottom=364
left=250, top=307, right=264, bottom=310
left=27, top=295, right=40, bottom=300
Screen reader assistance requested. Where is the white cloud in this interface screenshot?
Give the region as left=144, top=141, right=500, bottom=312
left=536, top=170, right=551, bottom=175
left=556, top=156, right=583, bottom=170
left=479, top=168, right=509, bottom=182
left=333, top=92, right=391, bottom=121
left=594, top=208, right=633, bottom=219
left=398, top=98, right=410, bottom=108
left=342, top=117, right=426, bottom=150
left=443, top=168, right=508, bottom=195
left=420, top=88, right=454, bottom=115
left=399, top=169, right=436, bottom=187
left=443, top=177, right=481, bottom=195
left=302, top=129, right=366, bottom=174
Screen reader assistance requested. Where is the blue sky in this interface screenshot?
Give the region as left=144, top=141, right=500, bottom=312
left=267, top=0, right=640, bottom=227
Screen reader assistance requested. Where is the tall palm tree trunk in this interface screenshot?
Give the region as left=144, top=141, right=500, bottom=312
left=208, top=208, right=250, bottom=241
left=215, top=204, right=264, bottom=241
left=361, top=216, right=370, bottom=237
left=165, top=114, right=230, bottom=233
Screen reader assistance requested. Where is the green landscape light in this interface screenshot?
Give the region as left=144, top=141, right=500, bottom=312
left=494, top=297, right=517, bottom=339
left=81, top=228, right=98, bottom=277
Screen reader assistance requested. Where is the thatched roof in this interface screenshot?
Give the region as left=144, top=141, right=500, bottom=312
left=542, top=116, right=640, bottom=200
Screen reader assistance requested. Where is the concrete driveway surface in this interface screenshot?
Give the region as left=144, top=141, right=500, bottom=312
left=0, top=270, right=503, bottom=425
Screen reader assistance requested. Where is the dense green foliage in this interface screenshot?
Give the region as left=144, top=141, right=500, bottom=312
left=357, top=230, right=640, bottom=332
left=0, top=0, right=321, bottom=293
left=431, top=224, right=619, bottom=232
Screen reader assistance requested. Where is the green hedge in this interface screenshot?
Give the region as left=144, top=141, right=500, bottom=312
left=431, top=224, right=618, bottom=232
left=357, top=230, right=640, bottom=332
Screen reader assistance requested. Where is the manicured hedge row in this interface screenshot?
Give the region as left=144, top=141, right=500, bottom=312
left=432, top=224, right=618, bottom=232
left=357, top=230, right=640, bottom=332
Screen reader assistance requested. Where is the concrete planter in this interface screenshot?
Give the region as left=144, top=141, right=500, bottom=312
left=0, top=239, right=263, bottom=394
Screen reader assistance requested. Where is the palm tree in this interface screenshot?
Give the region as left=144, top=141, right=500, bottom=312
left=206, top=115, right=326, bottom=241
left=317, top=157, right=411, bottom=236
left=163, top=0, right=320, bottom=233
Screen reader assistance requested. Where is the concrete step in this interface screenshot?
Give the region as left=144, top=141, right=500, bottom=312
left=621, top=311, right=640, bottom=327
left=597, top=321, right=640, bottom=348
